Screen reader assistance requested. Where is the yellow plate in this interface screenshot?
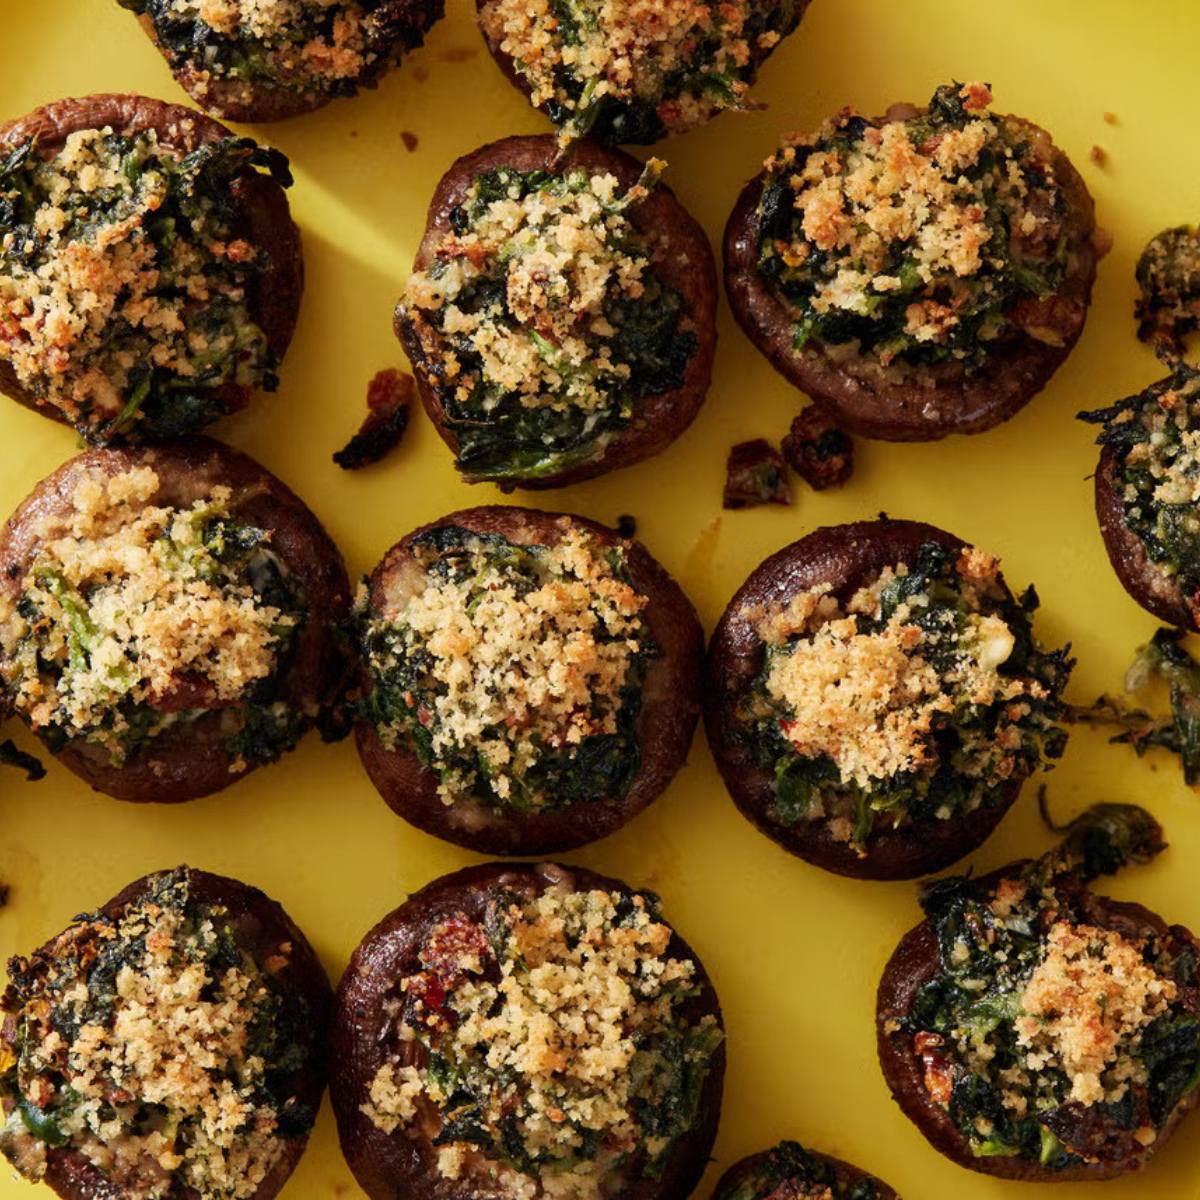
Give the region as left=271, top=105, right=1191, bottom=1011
left=3, top=2, right=1200, bottom=1198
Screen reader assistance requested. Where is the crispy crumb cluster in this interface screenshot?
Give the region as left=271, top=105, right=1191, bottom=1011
left=755, top=82, right=1081, bottom=369
left=0, top=127, right=278, bottom=439
left=0, top=466, right=302, bottom=765
left=402, top=164, right=696, bottom=481
left=901, top=831, right=1200, bottom=1170
left=0, top=871, right=314, bottom=1200
left=362, top=881, right=722, bottom=1194
left=360, top=523, right=649, bottom=812
left=121, top=0, right=426, bottom=103
left=740, top=541, right=1070, bottom=849
left=479, top=0, right=801, bottom=145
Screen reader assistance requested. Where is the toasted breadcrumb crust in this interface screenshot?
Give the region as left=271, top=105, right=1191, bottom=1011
left=1015, top=921, right=1175, bottom=1106
left=363, top=526, right=647, bottom=808
left=0, top=467, right=292, bottom=762
left=478, top=0, right=795, bottom=144
left=750, top=548, right=1035, bottom=795
left=758, top=82, right=1078, bottom=366
left=406, top=168, right=663, bottom=417
left=149, top=0, right=405, bottom=98
left=362, top=886, right=720, bottom=1195
left=0, top=128, right=268, bottom=431
left=0, top=876, right=299, bottom=1199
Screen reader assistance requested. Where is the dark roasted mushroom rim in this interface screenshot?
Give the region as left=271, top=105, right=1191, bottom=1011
left=0, top=461, right=311, bottom=772
left=0, top=125, right=291, bottom=442
left=358, top=521, right=654, bottom=813
left=882, top=804, right=1200, bottom=1174
left=1081, top=363, right=1200, bottom=622
left=0, top=868, right=323, bottom=1199
left=751, top=82, right=1084, bottom=372
left=713, top=1141, right=898, bottom=1200
left=118, top=0, right=437, bottom=109
left=399, top=159, right=699, bottom=483
left=734, top=540, right=1070, bottom=855
left=351, top=868, right=723, bottom=1192
left=477, top=0, right=807, bottom=146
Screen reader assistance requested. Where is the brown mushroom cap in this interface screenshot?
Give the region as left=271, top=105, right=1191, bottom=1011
left=876, top=870, right=1200, bottom=1181
left=723, top=110, right=1098, bottom=441
left=0, top=438, right=350, bottom=802
left=23, top=865, right=331, bottom=1200
left=355, top=505, right=703, bottom=854
left=713, top=1143, right=900, bottom=1200
left=0, top=94, right=303, bottom=437
left=394, top=135, right=716, bottom=489
left=474, top=0, right=811, bottom=145
left=330, top=861, right=725, bottom=1200
left=705, top=518, right=1023, bottom=880
left=1094, top=442, right=1197, bottom=630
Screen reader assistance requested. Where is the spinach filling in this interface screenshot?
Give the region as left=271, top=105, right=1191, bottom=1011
left=742, top=541, right=1071, bottom=847
left=406, top=165, right=696, bottom=482
left=0, top=130, right=289, bottom=441
left=1080, top=363, right=1200, bottom=608
left=754, top=82, right=1072, bottom=370
left=899, top=804, right=1200, bottom=1169
left=118, top=0, right=421, bottom=99
left=531, top=0, right=802, bottom=145
left=359, top=524, right=651, bottom=812
left=4, top=500, right=308, bottom=768
left=717, top=1142, right=882, bottom=1200
left=0, top=870, right=315, bottom=1198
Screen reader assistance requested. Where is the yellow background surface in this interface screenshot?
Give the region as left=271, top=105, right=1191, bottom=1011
left=3, top=1, right=1200, bottom=1197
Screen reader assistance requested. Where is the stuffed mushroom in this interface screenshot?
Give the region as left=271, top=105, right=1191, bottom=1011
left=394, top=136, right=716, bottom=489
left=476, top=0, right=808, bottom=147
left=724, top=82, right=1099, bottom=441
left=355, top=505, right=702, bottom=854
left=713, top=1141, right=900, bottom=1200
left=877, top=804, right=1200, bottom=1182
left=1081, top=363, right=1200, bottom=631
left=705, top=519, right=1072, bottom=879
left=330, top=861, right=725, bottom=1200
left=0, top=866, right=330, bottom=1200
left=0, top=438, right=350, bottom=802
left=0, top=94, right=302, bottom=443
left=117, top=0, right=444, bottom=122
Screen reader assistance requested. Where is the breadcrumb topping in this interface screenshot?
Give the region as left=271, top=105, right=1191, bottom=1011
left=161, top=0, right=388, bottom=92
left=0, top=873, right=307, bottom=1200
left=479, top=0, right=790, bottom=142
left=1015, top=922, right=1175, bottom=1106
left=364, top=525, right=647, bottom=809
left=0, top=467, right=294, bottom=762
left=758, top=82, right=1079, bottom=366
left=0, top=127, right=269, bottom=432
left=362, top=883, right=721, bottom=1195
left=754, top=549, right=1030, bottom=790
left=406, top=169, right=658, bottom=417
